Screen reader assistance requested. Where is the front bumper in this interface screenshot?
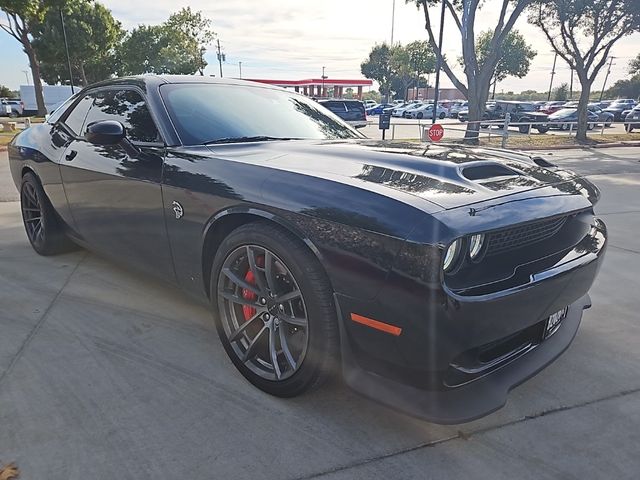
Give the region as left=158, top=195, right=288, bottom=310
left=336, top=218, right=606, bottom=424
left=339, top=294, right=589, bottom=424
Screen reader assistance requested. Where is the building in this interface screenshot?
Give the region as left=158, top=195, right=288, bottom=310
left=245, top=78, right=373, bottom=99
left=406, top=87, right=466, bottom=101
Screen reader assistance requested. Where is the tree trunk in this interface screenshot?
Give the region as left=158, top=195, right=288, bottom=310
left=22, top=35, right=47, bottom=116
left=464, top=74, right=492, bottom=144
left=575, top=76, right=592, bottom=142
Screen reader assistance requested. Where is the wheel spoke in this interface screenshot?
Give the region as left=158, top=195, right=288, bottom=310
left=276, top=289, right=301, bottom=303
left=279, top=325, right=297, bottom=370
left=220, top=290, right=264, bottom=309
left=268, top=325, right=282, bottom=379
left=33, top=222, right=43, bottom=241
left=229, top=311, right=263, bottom=342
left=264, top=250, right=278, bottom=294
left=22, top=207, right=40, bottom=213
left=25, top=216, right=42, bottom=223
left=222, top=267, right=261, bottom=296
left=241, top=325, right=268, bottom=363
left=280, top=312, right=307, bottom=327
left=246, top=246, right=268, bottom=294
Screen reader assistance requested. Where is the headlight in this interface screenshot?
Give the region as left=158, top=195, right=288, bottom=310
left=469, top=234, right=485, bottom=261
left=443, top=239, right=462, bottom=272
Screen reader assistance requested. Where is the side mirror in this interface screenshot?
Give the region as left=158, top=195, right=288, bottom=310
left=85, top=120, right=125, bottom=146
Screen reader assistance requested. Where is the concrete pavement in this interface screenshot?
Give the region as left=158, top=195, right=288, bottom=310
left=1, top=148, right=639, bottom=479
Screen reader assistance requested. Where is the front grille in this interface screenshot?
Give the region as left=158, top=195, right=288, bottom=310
left=486, top=215, right=568, bottom=256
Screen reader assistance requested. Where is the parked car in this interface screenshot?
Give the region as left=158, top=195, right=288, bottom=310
left=0, top=98, right=23, bottom=117
left=6, top=75, right=607, bottom=424
left=548, top=108, right=600, bottom=130
left=393, top=102, right=423, bottom=117
left=460, top=101, right=549, bottom=133
left=604, top=99, right=637, bottom=121
left=366, top=103, right=394, bottom=115
left=363, top=100, right=376, bottom=109
left=318, top=99, right=367, bottom=128
left=588, top=103, right=614, bottom=126
left=449, top=101, right=468, bottom=118
left=599, top=100, right=613, bottom=109
left=406, top=103, right=447, bottom=119
left=624, top=106, right=640, bottom=132
left=532, top=101, right=548, bottom=111
left=539, top=101, right=566, bottom=115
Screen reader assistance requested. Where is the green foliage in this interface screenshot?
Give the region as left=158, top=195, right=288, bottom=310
left=361, top=41, right=436, bottom=99
left=553, top=82, right=570, bottom=101
left=362, top=90, right=381, bottom=103
left=0, top=85, right=16, bottom=97
left=32, top=0, right=123, bottom=86
left=629, top=54, right=640, bottom=75
left=606, top=74, right=640, bottom=99
left=118, top=7, right=215, bottom=76
left=475, top=30, right=537, bottom=82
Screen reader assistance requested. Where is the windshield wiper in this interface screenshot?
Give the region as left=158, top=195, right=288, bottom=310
left=204, top=136, right=301, bottom=145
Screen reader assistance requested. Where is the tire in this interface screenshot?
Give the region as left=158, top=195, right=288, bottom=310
left=439, top=112, right=445, bottom=119
left=20, top=172, right=77, bottom=256
left=518, top=125, right=529, bottom=134
left=587, top=123, right=594, bottom=131
left=536, top=126, right=549, bottom=134
left=605, top=121, right=612, bottom=127
left=211, top=221, right=338, bottom=397
left=417, top=112, right=423, bottom=119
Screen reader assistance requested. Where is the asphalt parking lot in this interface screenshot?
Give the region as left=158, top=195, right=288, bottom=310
left=1, top=147, right=640, bottom=479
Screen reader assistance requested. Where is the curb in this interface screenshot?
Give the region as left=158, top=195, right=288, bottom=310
left=517, top=141, right=640, bottom=151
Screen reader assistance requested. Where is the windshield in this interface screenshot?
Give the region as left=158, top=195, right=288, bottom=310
left=160, top=83, right=362, bottom=145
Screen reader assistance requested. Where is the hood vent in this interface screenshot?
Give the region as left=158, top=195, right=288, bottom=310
left=462, top=164, right=521, bottom=181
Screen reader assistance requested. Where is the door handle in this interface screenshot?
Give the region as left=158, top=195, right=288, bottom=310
left=65, top=150, right=77, bottom=161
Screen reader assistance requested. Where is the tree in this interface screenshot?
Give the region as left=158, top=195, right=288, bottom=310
left=629, top=53, right=640, bottom=75
left=361, top=43, right=395, bottom=101
left=0, top=85, right=14, bottom=97
left=606, top=75, right=640, bottom=98
left=118, top=7, right=215, bottom=75
left=553, top=82, right=570, bottom=100
left=0, top=0, right=66, bottom=115
left=409, top=0, right=535, bottom=142
left=32, top=0, right=123, bottom=87
left=473, top=29, right=536, bottom=97
left=529, top=0, right=640, bottom=141
left=405, top=40, right=436, bottom=99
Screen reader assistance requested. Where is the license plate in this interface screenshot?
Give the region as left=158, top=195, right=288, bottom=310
left=545, top=307, right=568, bottom=338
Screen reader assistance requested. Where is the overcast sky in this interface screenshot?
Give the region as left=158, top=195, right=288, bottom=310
left=1, top=0, right=638, bottom=93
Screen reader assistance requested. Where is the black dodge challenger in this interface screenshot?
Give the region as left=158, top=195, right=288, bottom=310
left=8, top=76, right=607, bottom=424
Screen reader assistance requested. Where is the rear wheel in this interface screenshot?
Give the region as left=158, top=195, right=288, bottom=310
left=439, top=112, right=445, bottom=119
left=20, top=172, right=76, bottom=256
left=417, top=112, right=423, bottom=119
left=211, top=222, right=338, bottom=397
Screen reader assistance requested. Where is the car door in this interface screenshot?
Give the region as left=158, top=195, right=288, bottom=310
left=59, top=87, right=175, bottom=280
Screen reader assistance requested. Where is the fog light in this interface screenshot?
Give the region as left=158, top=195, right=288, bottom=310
left=469, top=234, right=485, bottom=261
left=443, top=239, right=461, bottom=272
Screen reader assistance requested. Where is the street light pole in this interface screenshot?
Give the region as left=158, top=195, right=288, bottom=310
left=569, top=66, right=574, bottom=99
left=22, top=70, right=30, bottom=85
left=321, top=66, right=328, bottom=98
left=431, top=0, right=446, bottom=124
left=239, top=61, right=242, bottom=79
left=59, top=9, right=75, bottom=93
left=390, top=0, right=396, bottom=45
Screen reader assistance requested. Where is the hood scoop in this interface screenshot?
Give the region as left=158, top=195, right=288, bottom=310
left=462, top=163, right=521, bottom=181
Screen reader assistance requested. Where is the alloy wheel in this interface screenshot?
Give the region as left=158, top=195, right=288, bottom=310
left=21, top=181, right=44, bottom=247
left=217, top=245, right=309, bottom=381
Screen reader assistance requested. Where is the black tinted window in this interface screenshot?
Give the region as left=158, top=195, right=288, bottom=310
left=62, top=95, right=93, bottom=135
left=345, top=102, right=365, bottom=114
left=160, top=83, right=361, bottom=145
left=83, top=89, right=160, bottom=143
left=320, top=101, right=346, bottom=114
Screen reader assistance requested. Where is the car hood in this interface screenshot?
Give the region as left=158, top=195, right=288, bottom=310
left=204, top=140, right=597, bottom=212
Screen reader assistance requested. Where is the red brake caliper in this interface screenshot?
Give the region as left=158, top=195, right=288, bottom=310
left=241, top=255, right=265, bottom=320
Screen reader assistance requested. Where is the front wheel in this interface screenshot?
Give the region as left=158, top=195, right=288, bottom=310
left=211, top=222, right=338, bottom=397
left=439, top=112, right=445, bottom=119
left=417, top=112, right=423, bottom=119
left=20, top=172, right=76, bottom=255
left=536, top=126, right=549, bottom=134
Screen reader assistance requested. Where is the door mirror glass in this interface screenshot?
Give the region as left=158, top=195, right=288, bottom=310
left=85, top=120, right=125, bottom=145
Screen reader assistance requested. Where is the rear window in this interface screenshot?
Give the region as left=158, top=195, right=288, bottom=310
left=345, top=102, right=365, bottom=114
left=320, top=101, right=346, bottom=114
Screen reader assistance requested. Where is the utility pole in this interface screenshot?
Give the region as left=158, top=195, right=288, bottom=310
left=238, top=61, right=242, bottom=79
left=432, top=0, right=446, bottom=123
left=569, top=66, right=574, bottom=99
left=390, top=0, right=396, bottom=46
left=600, top=57, right=615, bottom=102
left=22, top=70, right=30, bottom=85
left=59, top=9, right=75, bottom=93
left=216, top=39, right=225, bottom=78
left=547, top=52, right=558, bottom=101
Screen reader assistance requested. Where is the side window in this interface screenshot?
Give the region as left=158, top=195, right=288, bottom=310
left=82, top=89, right=160, bottom=143
left=61, top=95, right=94, bottom=135
left=322, top=101, right=346, bottom=114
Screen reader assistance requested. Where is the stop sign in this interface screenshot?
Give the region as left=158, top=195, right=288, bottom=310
left=428, top=123, right=444, bottom=142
